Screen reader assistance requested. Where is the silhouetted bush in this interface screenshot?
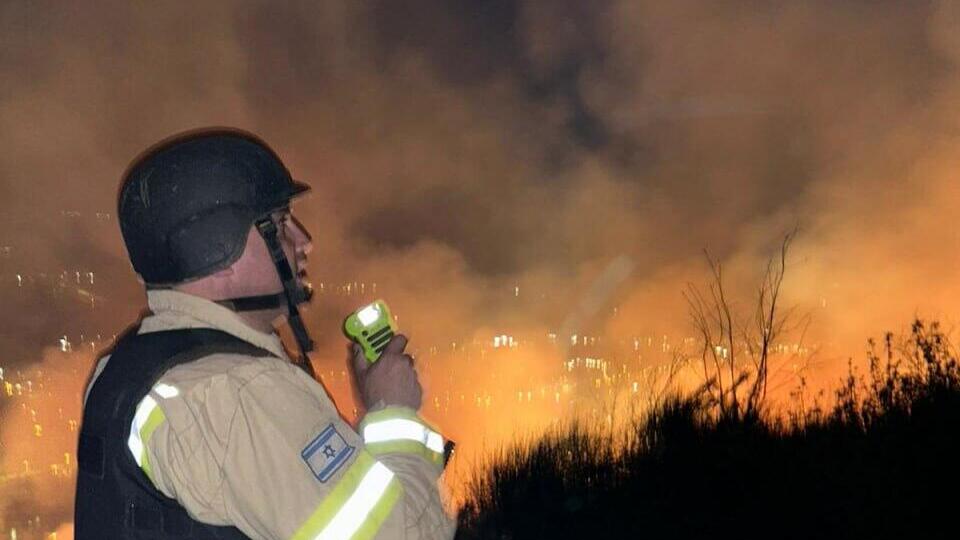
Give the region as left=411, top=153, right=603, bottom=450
left=457, top=320, right=960, bottom=539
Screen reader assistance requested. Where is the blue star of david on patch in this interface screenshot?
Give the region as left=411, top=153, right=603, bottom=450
left=302, top=424, right=355, bottom=483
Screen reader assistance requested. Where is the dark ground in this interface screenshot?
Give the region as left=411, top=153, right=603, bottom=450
left=457, top=320, right=959, bottom=539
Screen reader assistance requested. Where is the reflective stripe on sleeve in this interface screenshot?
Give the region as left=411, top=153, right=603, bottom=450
left=154, top=383, right=180, bottom=398
left=426, top=431, right=444, bottom=457
left=127, top=395, right=166, bottom=482
left=359, top=408, right=445, bottom=467
left=127, top=384, right=180, bottom=482
left=291, top=451, right=402, bottom=540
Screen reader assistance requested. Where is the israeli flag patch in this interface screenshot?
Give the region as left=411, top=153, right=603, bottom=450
left=302, top=424, right=355, bottom=483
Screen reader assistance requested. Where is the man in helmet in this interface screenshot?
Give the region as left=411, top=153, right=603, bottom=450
left=75, top=129, right=456, bottom=539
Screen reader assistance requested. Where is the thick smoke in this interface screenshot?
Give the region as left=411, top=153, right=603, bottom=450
left=2, top=0, right=960, bottom=533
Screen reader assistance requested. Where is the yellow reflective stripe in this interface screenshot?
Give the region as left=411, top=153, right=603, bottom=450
left=363, top=407, right=419, bottom=423
left=292, top=452, right=376, bottom=538
left=361, top=407, right=422, bottom=424
left=127, top=394, right=167, bottom=483
left=139, top=405, right=166, bottom=482
left=336, top=467, right=401, bottom=540
left=127, top=384, right=181, bottom=483
left=291, top=451, right=402, bottom=540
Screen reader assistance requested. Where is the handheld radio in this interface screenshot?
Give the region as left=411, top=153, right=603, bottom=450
left=343, top=299, right=398, bottom=363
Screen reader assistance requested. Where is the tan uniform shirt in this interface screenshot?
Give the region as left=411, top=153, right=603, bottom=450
left=86, top=290, right=456, bottom=540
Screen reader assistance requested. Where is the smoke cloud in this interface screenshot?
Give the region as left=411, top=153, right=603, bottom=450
left=2, top=0, right=960, bottom=531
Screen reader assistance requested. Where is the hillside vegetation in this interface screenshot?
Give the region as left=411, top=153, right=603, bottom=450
left=457, top=320, right=959, bottom=539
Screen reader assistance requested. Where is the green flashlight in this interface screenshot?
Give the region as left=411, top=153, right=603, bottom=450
left=343, top=299, right=398, bottom=363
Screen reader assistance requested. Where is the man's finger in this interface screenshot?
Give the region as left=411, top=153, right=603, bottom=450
left=383, top=334, right=408, bottom=356
left=348, top=342, right=368, bottom=377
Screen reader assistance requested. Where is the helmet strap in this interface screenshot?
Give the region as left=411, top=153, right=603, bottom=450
left=214, top=293, right=286, bottom=312
left=245, top=216, right=318, bottom=380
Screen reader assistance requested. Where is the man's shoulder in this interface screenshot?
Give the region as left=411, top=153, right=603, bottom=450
left=148, top=351, right=331, bottom=453
left=156, top=350, right=303, bottom=398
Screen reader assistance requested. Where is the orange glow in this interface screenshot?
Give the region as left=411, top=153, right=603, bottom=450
left=4, top=1, right=960, bottom=537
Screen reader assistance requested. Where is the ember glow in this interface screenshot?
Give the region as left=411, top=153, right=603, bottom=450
left=3, top=1, right=960, bottom=537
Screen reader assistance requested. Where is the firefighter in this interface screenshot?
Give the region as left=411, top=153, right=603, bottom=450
left=75, top=128, right=456, bottom=539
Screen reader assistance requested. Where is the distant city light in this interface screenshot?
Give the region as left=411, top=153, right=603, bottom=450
left=492, top=334, right=516, bottom=349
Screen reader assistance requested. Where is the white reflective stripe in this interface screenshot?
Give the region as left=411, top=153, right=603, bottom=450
left=315, top=462, right=395, bottom=540
left=127, top=395, right=158, bottom=467
left=363, top=418, right=444, bottom=453
left=153, top=383, right=179, bottom=398
left=426, top=431, right=444, bottom=454
left=364, top=419, right=427, bottom=444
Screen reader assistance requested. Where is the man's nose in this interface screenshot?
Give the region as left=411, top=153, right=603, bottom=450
left=289, top=216, right=313, bottom=255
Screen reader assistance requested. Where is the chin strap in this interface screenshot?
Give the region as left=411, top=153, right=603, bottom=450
left=219, top=216, right=318, bottom=380
left=215, top=293, right=286, bottom=312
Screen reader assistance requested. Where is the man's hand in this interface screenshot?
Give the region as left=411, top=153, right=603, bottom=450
left=347, top=334, right=423, bottom=412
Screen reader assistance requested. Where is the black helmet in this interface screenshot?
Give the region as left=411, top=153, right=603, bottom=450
left=118, top=128, right=309, bottom=285
left=118, top=128, right=317, bottom=377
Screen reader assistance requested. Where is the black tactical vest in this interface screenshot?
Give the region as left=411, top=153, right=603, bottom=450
left=76, top=327, right=275, bottom=539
